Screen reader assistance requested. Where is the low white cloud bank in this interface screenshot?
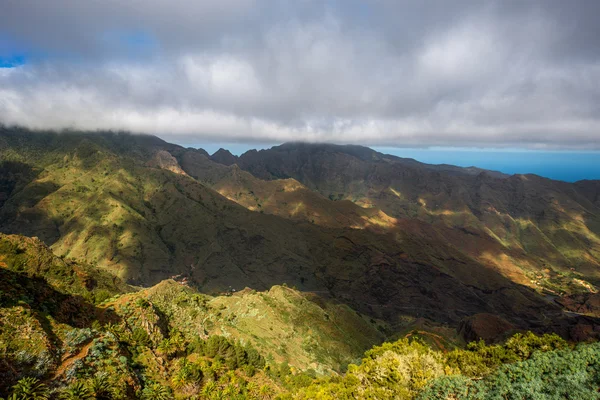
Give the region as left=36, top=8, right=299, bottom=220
left=1, top=0, right=600, bottom=149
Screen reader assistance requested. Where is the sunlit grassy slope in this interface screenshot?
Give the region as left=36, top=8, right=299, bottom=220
left=111, top=280, right=387, bottom=374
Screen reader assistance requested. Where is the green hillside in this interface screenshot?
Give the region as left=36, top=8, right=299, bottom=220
left=2, top=127, right=580, bottom=340
left=1, top=237, right=597, bottom=399
left=232, top=142, right=600, bottom=294
left=0, top=125, right=599, bottom=398
left=109, top=280, right=387, bottom=374
left=0, top=234, right=385, bottom=397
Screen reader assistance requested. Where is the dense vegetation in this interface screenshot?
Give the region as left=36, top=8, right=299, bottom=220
left=2, top=327, right=599, bottom=399
left=0, top=234, right=380, bottom=398
left=3, top=232, right=597, bottom=399
left=289, top=332, right=600, bottom=400
left=421, top=342, right=600, bottom=399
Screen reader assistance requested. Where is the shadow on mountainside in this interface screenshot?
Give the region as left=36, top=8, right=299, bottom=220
left=0, top=161, right=63, bottom=245
left=227, top=144, right=600, bottom=281
left=0, top=268, right=121, bottom=392
left=0, top=161, right=40, bottom=209
left=0, top=268, right=120, bottom=330
left=138, top=172, right=600, bottom=341
left=1, top=134, right=599, bottom=344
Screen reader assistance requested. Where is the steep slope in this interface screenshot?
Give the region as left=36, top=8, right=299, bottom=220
left=4, top=240, right=593, bottom=400
left=0, top=234, right=131, bottom=392
left=114, top=280, right=388, bottom=373
left=229, top=142, right=600, bottom=292
left=180, top=151, right=398, bottom=230
left=0, top=128, right=596, bottom=342
left=210, top=148, right=238, bottom=166
left=0, top=233, right=382, bottom=394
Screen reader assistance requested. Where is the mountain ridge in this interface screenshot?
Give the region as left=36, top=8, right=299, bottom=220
left=220, top=139, right=600, bottom=287
left=214, top=141, right=511, bottom=180
left=1, top=127, right=599, bottom=344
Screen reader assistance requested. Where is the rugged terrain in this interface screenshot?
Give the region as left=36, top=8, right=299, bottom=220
left=0, top=233, right=384, bottom=394
left=228, top=142, right=600, bottom=286
left=1, top=127, right=600, bottom=398
left=1, top=233, right=599, bottom=399
left=1, top=127, right=599, bottom=340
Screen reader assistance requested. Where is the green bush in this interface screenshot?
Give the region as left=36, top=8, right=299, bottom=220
left=296, top=338, right=446, bottom=399
left=60, top=382, right=94, bottom=400
left=9, top=377, right=49, bottom=400
left=419, top=342, right=600, bottom=400
left=140, top=383, right=173, bottom=400
left=445, top=332, right=568, bottom=378
left=131, top=328, right=151, bottom=347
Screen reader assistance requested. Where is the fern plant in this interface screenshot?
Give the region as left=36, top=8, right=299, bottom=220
left=60, top=382, right=94, bottom=400
left=141, top=383, right=173, bottom=400
left=89, top=372, right=112, bottom=399
left=10, top=377, right=49, bottom=400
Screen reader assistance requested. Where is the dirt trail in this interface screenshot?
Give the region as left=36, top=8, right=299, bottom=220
left=53, top=341, right=94, bottom=379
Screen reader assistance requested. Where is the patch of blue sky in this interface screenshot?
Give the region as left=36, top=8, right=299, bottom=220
left=0, top=34, right=27, bottom=68
left=0, top=54, right=25, bottom=68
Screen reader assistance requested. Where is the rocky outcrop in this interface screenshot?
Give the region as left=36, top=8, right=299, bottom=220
left=147, top=150, right=188, bottom=175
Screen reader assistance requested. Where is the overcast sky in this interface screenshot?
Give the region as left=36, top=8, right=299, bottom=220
left=1, top=0, right=600, bottom=149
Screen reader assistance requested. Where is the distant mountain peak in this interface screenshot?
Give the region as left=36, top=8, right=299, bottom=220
left=269, top=142, right=381, bottom=163
left=211, top=148, right=238, bottom=166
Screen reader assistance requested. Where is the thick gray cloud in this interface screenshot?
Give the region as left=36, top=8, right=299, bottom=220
left=1, top=0, right=600, bottom=149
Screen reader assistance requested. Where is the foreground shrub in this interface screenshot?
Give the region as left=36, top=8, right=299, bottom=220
left=295, top=338, right=446, bottom=399
left=445, top=332, right=567, bottom=378
left=420, top=342, right=600, bottom=399
left=9, top=377, right=49, bottom=400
